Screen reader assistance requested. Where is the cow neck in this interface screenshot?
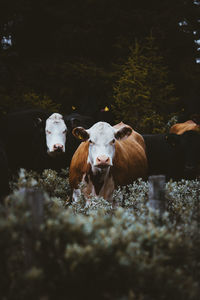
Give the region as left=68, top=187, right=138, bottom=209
left=85, top=166, right=112, bottom=195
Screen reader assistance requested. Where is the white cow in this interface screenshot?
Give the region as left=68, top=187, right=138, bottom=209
left=45, top=113, right=67, bottom=156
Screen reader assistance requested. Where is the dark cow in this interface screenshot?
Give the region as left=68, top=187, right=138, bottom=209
left=167, top=130, right=200, bottom=179
left=0, top=110, right=69, bottom=172
left=0, top=139, right=9, bottom=200
left=0, top=109, right=49, bottom=171
left=143, top=130, right=200, bottom=180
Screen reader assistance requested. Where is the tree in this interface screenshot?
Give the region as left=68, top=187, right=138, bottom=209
left=112, top=36, right=179, bottom=133
left=0, top=0, right=199, bottom=118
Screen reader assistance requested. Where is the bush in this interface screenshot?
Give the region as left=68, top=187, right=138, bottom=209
left=0, top=170, right=200, bottom=300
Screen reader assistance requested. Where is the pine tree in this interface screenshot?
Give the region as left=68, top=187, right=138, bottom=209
left=112, top=36, right=179, bottom=133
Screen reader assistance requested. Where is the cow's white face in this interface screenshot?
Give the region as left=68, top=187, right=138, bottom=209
left=73, top=122, right=132, bottom=172
left=45, top=113, right=67, bottom=156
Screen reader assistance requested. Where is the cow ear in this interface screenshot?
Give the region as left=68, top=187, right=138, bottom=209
left=34, top=117, right=44, bottom=129
left=114, top=126, right=132, bottom=140
left=72, top=127, right=89, bottom=141
left=165, top=133, right=179, bottom=147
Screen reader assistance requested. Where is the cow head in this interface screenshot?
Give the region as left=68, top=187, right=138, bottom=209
left=73, top=122, right=132, bottom=172
left=45, top=113, right=67, bottom=156
left=166, top=130, right=200, bottom=178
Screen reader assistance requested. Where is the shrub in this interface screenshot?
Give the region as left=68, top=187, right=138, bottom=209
left=1, top=171, right=200, bottom=300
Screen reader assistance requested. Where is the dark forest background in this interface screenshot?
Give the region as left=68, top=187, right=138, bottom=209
left=0, top=0, right=200, bottom=132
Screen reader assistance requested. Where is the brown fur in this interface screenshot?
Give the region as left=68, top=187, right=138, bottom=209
left=112, top=123, right=147, bottom=186
left=69, top=140, right=90, bottom=189
left=69, top=123, right=148, bottom=191
left=170, top=120, right=200, bottom=135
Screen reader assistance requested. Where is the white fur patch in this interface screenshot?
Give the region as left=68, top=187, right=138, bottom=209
left=45, top=113, right=67, bottom=154
left=86, top=122, right=116, bottom=169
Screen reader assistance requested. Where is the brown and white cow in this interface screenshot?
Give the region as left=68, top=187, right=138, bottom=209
left=69, top=121, right=148, bottom=202
left=170, top=120, right=200, bottom=135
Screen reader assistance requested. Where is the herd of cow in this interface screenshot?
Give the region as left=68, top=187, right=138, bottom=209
left=0, top=109, right=200, bottom=203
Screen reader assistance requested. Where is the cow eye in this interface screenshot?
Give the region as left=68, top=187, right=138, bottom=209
left=110, top=139, right=115, bottom=144
left=63, top=129, right=67, bottom=134
left=89, top=140, right=94, bottom=144
left=46, top=130, right=51, bottom=134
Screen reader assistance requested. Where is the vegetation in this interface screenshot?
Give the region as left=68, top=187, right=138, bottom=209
left=0, top=169, right=199, bottom=299
left=0, top=0, right=200, bottom=119
left=0, top=92, right=60, bottom=116
left=112, top=36, right=179, bottom=133
left=0, top=1, right=200, bottom=297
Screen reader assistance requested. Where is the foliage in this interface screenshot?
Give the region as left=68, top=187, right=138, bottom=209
left=165, top=115, right=179, bottom=131
left=0, top=91, right=60, bottom=118
left=10, top=168, right=70, bottom=202
left=0, top=1, right=200, bottom=295
left=0, top=92, right=19, bottom=116
left=1, top=170, right=200, bottom=299
left=112, top=36, right=180, bottom=133
left=21, top=92, right=60, bottom=112
left=0, top=0, right=199, bottom=118
left=48, top=61, right=115, bottom=113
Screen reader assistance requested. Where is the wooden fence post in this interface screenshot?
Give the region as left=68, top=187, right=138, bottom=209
left=18, top=188, right=45, bottom=267
left=25, top=188, right=44, bottom=230
left=148, top=175, right=166, bottom=214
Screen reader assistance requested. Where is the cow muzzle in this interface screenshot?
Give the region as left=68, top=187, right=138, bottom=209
left=53, top=143, right=64, bottom=152
left=95, top=155, right=111, bottom=168
left=48, top=144, right=65, bottom=156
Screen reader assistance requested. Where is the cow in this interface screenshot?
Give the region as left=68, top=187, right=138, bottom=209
left=69, top=121, right=148, bottom=202
left=0, top=110, right=68, bottom=172
left=142, top=130, right=200, bottom=180
left=0, top=109, right=49, bottom=171
left=167, top=130, right=200, bottom=179
left=45, top=113, right=67, bottom=156
left=170, top=120, right=200, bottom=135
left=0, top=139, right=9, bottom=200
left=142, top=134, right=183, bottom=181
left=39, top=112, right=70, bottom=171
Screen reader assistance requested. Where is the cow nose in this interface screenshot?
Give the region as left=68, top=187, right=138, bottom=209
left=53, top=144, right=64, bottom=152
left=96, top=155, right=110, bottom=166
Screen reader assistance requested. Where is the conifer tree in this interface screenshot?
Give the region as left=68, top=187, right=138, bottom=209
left=112, top=36, right=179, bottom=133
